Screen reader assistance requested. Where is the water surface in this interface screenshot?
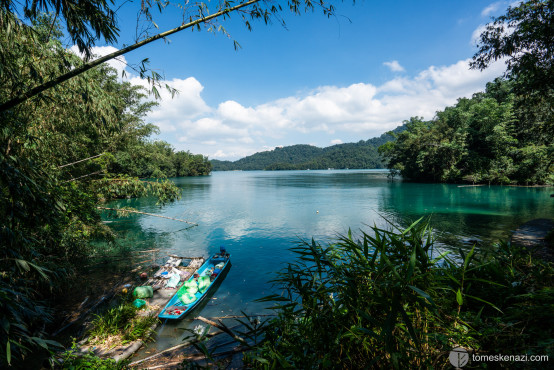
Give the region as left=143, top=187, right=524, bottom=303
left=103, top=170, right=553, bottom=351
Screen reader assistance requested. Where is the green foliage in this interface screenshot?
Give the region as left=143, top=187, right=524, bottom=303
left=212, top=129, right=403, bottom=171
left=380, top=78, right=553, bottom=185
left=471, top=0, right=554, bottom=99
left=382, top=1, right=554, bottom=185
left=93, top=176, right=181, bottom=204
left=0, top=14, right=203, bottom=366
left=111, top=141, right=212, bottom=178
left=248, top=220, right=554, bottom=368
left=1, top=0, right=118, bottom=59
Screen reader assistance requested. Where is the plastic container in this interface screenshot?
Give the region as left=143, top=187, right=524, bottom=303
left=133, top=286, right=153, bottom=299
left=133, top=299, right=146, bottom=308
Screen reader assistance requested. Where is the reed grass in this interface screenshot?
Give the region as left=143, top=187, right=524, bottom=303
left=244, top=218, right=554, bottom=368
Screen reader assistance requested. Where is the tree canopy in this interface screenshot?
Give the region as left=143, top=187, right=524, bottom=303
left=379, top=78, right=553, bottom=185
left=381, top=0, right=554, bottom=185
left=471, top=0, right=554, bottom=99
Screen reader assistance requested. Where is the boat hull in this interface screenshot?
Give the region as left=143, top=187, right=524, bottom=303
left=159, top=253, right=231, bottom=319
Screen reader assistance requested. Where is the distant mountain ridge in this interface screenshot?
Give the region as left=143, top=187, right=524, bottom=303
left=211, top=125, right=405, bottom=171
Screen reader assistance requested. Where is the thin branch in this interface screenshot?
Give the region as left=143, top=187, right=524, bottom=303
left=97, top=206, right=198, bottom=226
left=0, top=0, right=262, bottom=112
left=197, top=316, right=250, bottom=347
left=58, top=153, right=105, bottom=168
left=128, top=330, right=226, bottom=366
left=63, top=170, right=102, bottom=182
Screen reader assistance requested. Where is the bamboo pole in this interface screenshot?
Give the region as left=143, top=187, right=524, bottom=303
left=180, top=346, right=249, bottom=362
left=58, top=153, right=105, bottom=168
left=0, top=0, right=262, bottom=112
left=185, top=314, right=275, bottom=321
left=64, top=170, right=103, bottom=182
left=97, top=207, right=198, bottom=226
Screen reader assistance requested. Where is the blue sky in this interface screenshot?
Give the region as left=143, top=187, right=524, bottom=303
left=84, top=0, right=514, bottom=160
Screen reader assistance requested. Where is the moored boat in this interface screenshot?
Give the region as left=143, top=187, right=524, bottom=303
left=159, top=247, right=231, bottom=319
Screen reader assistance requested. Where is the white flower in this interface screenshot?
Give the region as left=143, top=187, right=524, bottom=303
left=193, top=325, right=204, bottom=335
left=250, top=316, right=261, bottom=326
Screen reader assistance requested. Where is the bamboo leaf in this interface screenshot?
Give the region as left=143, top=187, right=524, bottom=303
left=15, top=259, right=30, bottom=272
left=408, top=285, right=437, bottom=309
left=465, top=294, right=503, bottom=313
left=463, top=245, right=475, bottom=270
left=6, top=341, right=10, bottom=365
left=401, top=217, right=424, bottom=236
left=456, top=289, right=463, bottom=306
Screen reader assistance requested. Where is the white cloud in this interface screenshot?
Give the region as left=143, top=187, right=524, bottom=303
left=152, top=58, right=505, bottom=160
left=82, top=47, right=506, bottom=161
left=481, top=2, right=501, bottom=16
left=471, top=24, right=488, bottom=46
left=70, top=45, right=128, bottom=77
left=383, top=60, right=405, bottom=72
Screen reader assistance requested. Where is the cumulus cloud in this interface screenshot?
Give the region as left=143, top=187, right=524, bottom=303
left=145, top=77, right=211, bottom=133
left=76, top=46, right=506, bottom=161
left=383, top=60, right=405, bottom=72
left=70, top=45, right=128, bottom=77
left=148, top=58, right=506, bottom=160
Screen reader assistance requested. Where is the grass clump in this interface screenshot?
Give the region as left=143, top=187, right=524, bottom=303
left=246, top=218, right=553, bottom=369
left=87, top=299, right=158, bottom=346
left=54, top=343, right=130, bottom=369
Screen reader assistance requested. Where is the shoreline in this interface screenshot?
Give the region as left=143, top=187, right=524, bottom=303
left=510, top=218, right=554, bottom=261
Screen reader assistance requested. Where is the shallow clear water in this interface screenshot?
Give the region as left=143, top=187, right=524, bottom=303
left=102, top=170, right=553, bottom=352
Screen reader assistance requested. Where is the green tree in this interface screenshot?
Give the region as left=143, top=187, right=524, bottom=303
left=471, top=0, right=554, bottom=167
left=379, top=79, right=552, bottom=185
left=0, top=16, right=179, bottom=366
left=471, top=0, right=554, bottom=99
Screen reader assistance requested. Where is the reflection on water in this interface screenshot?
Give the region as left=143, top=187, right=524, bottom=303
left=103, top=170, right=553, bottom=352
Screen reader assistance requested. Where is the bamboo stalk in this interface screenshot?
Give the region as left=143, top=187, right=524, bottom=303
left=144, top=361, right=182, bottom=369
left=0, top=0, right=262, bottom=112
left=185, top=314, right=275, bottom=321
left=97, top=207, right=198, bottom=226
left=64, top=170, right=103, bottom=182
left=181, top=346, right=249, bottom=361
left=58, top=153, right=105, bottom=168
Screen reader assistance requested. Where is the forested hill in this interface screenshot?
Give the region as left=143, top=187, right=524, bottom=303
left=211, top=128, right=404, bottom=171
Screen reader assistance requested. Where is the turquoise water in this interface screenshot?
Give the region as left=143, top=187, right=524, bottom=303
left=103, top=170, right=553, bottom=350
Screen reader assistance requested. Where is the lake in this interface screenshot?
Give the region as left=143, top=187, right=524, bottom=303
left=102, top=169, right=553, bottom=350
